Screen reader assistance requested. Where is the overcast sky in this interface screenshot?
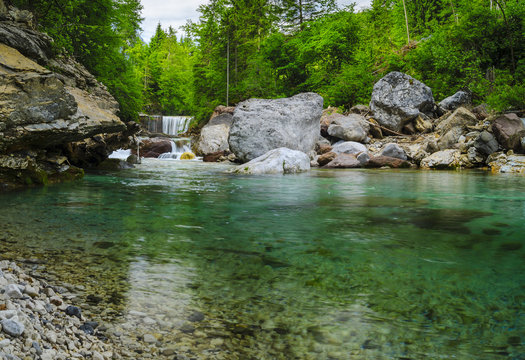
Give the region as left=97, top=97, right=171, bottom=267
left=139, top=0, right=372, bottom=41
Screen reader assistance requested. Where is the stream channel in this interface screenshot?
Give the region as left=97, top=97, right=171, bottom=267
left=0, top=159, right=524, bottom=359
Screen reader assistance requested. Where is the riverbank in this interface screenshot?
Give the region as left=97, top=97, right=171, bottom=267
left=0, top=261, right=116, bottom=359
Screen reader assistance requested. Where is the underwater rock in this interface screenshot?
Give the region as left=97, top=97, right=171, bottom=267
left=65, top=305, right=82, bottom=319
left=187, top=311, right=205, bottom=322
left=409, top=208, right=490, bottom=233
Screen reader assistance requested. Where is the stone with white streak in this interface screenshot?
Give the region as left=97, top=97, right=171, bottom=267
left=228, top=147, right=310, bottom=175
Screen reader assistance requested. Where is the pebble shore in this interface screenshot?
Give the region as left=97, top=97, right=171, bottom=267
left=0, top=261, right=116, bottom=360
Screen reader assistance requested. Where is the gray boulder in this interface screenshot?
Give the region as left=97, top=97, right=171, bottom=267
left=228, top=148, right=310, bottom=175
left=439, top=91, right=471, bottom=111
left=194, top=113, right=233, bottom=156
left=369, top=72, right=436, bottom=132
left=435, top=107, right=478, bottom=150
left=474, top=131, right=499, bottom=156
left=331, top=141, right=367, bottom=155
left=207, top=112, right=234, bottom=127
left=438, top=127, right=464, bottom=150
left=327, top=114, right=369, bottom=142
left=322, top=154, right=362, bottom=169
left=420, top=149, right=461, bottom=169
left=435, top=107, right=478, bottom=134
left=381, top=143, right=407, bottom=160
left=492, top=113, right=525, bottom=152
left=228, top=93, right=323, bottom=162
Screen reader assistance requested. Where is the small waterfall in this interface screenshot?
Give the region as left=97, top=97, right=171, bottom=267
left=143, top=115, right=163, bottom=133
left=158, top=138, right=194, bottom=160
left=162, top=116, right=192, bottom=135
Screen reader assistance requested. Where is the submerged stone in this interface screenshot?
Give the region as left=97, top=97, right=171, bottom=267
left=499, top=242, right=522, bottom=251
left=187, top=311, right=205, bottom=322
left=482, top=228, right=502, bottom=236
left=409, top=208, right=491, bottom=233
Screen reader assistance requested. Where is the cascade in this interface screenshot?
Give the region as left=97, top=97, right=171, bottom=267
left=162, top=116, right=192, bottom=135
left=144, top=115, right=163, bottom=133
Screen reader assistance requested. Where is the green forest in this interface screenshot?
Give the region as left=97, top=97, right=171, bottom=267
left=12, top=0, right=524, bottom=125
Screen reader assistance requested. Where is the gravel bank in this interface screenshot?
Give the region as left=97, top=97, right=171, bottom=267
left=0, top=261, right=116, bottom=360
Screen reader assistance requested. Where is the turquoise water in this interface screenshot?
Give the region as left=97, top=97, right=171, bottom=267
left=0, top=160, right=524, bottom=359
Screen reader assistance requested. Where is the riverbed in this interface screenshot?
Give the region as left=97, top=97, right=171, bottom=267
left=0, top=159, right=523, bottom=359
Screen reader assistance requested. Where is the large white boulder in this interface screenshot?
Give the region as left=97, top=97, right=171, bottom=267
left=228, top=93, right=323, bottom=162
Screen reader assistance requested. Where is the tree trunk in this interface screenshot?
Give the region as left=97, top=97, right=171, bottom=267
left=493, top=0, right=516, bottom=73
left=402, top=0, right=410, bottom=45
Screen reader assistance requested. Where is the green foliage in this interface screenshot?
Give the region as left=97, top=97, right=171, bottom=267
left=14, top=0, right=523, bottom=122
left=11, top=0, right=144, bottom=122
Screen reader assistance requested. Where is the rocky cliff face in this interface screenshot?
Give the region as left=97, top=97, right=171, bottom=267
left=0, top=0, right=136, bottom=190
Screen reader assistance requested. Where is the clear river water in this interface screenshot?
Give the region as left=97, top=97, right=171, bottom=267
left=0, top=159, right=524, bottom=359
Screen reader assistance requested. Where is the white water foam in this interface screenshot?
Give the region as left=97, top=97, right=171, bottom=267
left=108, top=149, right=131, bottom=160
left=162, top=116, right=192, bottom=135
left=158, top=139, right=196, bottom=160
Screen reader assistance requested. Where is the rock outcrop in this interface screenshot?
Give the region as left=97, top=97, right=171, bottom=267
left=0, top=1, right=134, bottom=190
left=381, top=143, right=407, bottom=160
left=228, top=93, right=323, bottom=162
left=488, top=153, right=525, bottom=173
left=369, top=71, right=437, bottom=133
left=228, top=147, right=310, bottom=175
